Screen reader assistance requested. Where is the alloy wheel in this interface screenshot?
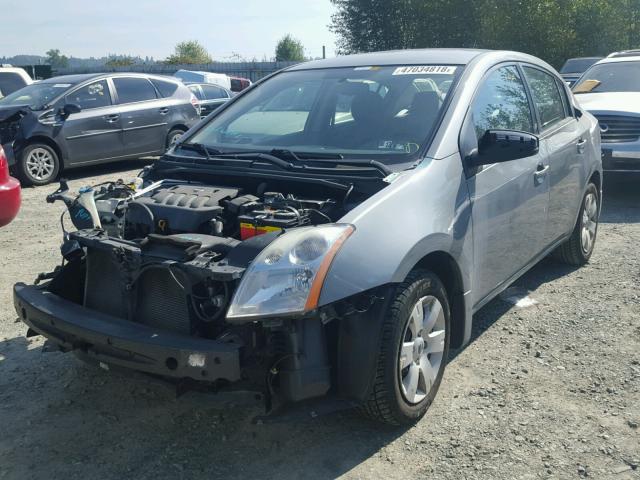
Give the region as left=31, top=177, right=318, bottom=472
left=581, top=192, right=598, bottom=255
left=398, top=295, right=446, bottom=404
left=26, top=148, right=55, bottom=181
left=169, top=132, right=183, bottom=148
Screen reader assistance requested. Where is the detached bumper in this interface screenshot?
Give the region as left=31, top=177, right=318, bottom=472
left=13, top=283, right=241, bottom=382
left=602, top=142, right=640, bottom=173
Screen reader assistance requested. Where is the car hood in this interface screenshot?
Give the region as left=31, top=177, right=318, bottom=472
left=575, top=92, right=640, bottom=114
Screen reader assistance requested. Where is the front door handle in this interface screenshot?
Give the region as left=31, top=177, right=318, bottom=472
left=104, top=114, right=120, bottom=123
left=577, top=138, right=587, bottom=154
left=159, top=107, right=169, bottom=115
left=534, top=164, right=550, bottom=184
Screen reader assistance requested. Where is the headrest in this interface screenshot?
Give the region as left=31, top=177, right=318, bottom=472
left=410, top=91, right=440, bottom=113
left=351, top=90, right=385, bottom=123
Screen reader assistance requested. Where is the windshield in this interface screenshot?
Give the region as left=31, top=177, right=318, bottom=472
left=560, top=58, right=600, bottom=74
left=0, top=82, right=72, bottom=109
left=573, top=61, right=640, bottom=93
left=188, top=65, right=462, bottom=166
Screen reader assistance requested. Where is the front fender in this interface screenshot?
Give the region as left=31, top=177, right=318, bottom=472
left=318, top=154, right=473, bottom=307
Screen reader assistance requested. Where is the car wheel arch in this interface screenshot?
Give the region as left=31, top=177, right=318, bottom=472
left=22, top=136, right=65, bottom=169
left=169, top=124, right=189, bottom=134
left=589, top=170, right=601, bottom=192
left=411, top=251, right=468, bottom=349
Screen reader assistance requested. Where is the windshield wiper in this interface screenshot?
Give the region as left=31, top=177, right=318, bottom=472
left=270, top=149, right=343, bottom=161
left=170, top=145, right=391, bottom=177
left=216, top=151, right=296, bottom=169
left=176, top=142, right=224, bottom=160
left=269, top=149, right=392, bottom=176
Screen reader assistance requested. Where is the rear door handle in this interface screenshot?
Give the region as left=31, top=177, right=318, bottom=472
left=534, top=164, right=550, bottom=184
left=159, top=107, right=169, bottom=115
left=577, top=138, right=587, bottom=154
left=104, top=114, right=120, bottom=123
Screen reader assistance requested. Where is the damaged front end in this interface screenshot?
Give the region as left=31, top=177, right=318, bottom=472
left=0, top=106, right=28, bottom=165
left=15, top=170, right=389, bottom=414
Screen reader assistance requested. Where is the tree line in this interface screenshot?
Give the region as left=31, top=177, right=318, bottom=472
left=330, top=0, right=640, bottom=68
left=22, top=35, right=307, bottom=71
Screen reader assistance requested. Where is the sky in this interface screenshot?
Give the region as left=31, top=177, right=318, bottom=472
left=0, top=0, right=337, bottom=60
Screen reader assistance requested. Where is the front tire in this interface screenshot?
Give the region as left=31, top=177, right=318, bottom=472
left=17, top=143, right=60, bottom=186
left=554, top=183, right=599, bottom=266
left=361, top=269, right=450, bottom=425
left=166, top=128, right=186, bottom=151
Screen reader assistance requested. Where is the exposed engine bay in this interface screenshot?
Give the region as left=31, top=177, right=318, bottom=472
left=51, top=178, right=344, bottom=332
left=29, top=173, right=383, bottom=409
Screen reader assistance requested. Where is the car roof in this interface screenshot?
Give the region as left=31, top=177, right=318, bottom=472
left=564, top=56, right=603, bottom=62
left=593, top=56, right=640, bottom=65
left=287, top=48, right=489, bottom=71
left=41, top=72, right=182, bottom=85
left=184, top=82, right=228, bottom=87
left=608, top=49, right=640, bottom=58
left=285, top=48, right=560, bottom=74
left=41, top=73, right=103, bottom=84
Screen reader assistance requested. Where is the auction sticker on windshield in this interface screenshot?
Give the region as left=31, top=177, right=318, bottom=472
left=392, top=66, right=457, bottom=75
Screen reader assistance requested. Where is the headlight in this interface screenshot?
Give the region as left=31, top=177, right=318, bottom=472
left=226, top=224, right=354, bottom=320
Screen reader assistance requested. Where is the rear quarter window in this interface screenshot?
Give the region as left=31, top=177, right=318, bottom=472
left=113, top=77, right=158, bottom=104
left=151, top=79, right=179, bottom=97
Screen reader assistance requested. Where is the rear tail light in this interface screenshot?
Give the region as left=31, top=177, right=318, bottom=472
left=0, top=146, right=9, bottom=183
left=190, top=93, right=201, bottom=115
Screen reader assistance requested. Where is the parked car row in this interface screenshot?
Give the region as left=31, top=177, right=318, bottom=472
left=173, top=69, right=251, bottom=93
left=0, top=73, right=201, bottom=186
left=0, top=66, right=254, bottom=196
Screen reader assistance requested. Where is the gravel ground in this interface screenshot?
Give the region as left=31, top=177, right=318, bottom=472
left=0, top=160, right=638, bottom=480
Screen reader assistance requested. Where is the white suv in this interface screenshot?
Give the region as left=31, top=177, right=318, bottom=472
left=0, top=66, right=32, bottom=98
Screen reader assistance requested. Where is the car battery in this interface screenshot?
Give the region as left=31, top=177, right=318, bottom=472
left=238, top=208, right=308, bottom=240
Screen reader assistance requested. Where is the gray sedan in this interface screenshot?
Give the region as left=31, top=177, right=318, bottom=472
left=0, top=73, right=200, bottom=185
left=14, top=49, right=601, bottom=425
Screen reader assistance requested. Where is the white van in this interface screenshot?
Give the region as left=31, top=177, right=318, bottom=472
left=173, top=69, right=231, bottom=90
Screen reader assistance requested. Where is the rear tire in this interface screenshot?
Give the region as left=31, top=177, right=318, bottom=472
left=17, top=143, right=60, bottom=186
left=166, top=128, right=186, bottom=151
left=361, top=269, right=450, bottom=425
left=553, top=183, right=599, bottom=266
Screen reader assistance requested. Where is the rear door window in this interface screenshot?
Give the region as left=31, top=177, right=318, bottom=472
left=113, top=77, right=158, bottom=104
left=201, top=84, right=229, bottom=100
left=522, top=67, right=567, bottom=129
left=65, top=80, right=111, bottom=109
left=470, top=65, right=534, bottom=139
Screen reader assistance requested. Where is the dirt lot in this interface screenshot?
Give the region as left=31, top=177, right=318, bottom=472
left=0, top=160, right=638, bottom=480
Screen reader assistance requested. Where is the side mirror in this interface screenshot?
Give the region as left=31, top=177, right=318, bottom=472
left=473, top=130, right=539, bottom=165
left=59, top=103, right=82, bottom=118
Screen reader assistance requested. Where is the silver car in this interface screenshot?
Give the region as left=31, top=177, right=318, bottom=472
left=14, top=49, right=602, bottom=425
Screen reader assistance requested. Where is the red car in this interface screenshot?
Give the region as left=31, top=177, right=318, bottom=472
left=229, top=76, right=252, bottom=93
left=0, top=145, right=20, bottom=227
